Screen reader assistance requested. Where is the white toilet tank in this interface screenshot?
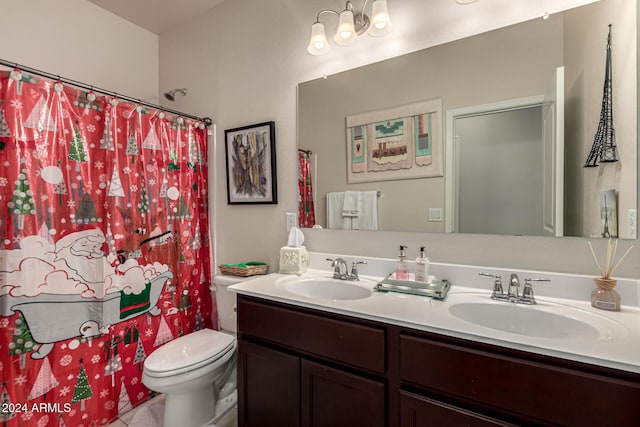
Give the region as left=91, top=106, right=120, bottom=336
left=213, top=275, right=246, bottom=332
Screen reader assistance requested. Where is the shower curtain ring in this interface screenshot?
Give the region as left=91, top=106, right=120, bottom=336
left=87, top=86, right=96, bottom=101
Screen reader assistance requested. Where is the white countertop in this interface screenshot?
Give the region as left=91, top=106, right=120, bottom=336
left=228, top=254, right=640, bottom=374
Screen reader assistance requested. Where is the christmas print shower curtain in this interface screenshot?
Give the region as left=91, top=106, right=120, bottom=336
left=297, top=151, right=315, bottom=228
left=0, top=70, right=216, bottom=426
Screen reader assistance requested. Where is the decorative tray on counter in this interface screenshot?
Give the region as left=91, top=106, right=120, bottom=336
left=374, top=274, right=451, bottom=300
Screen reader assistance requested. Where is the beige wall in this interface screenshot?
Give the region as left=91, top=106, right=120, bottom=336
left=299, top=16, right=564, bottom=232
left=0, top=0, right=159, bottom=104
left=158, top=0, right=640, bottom=279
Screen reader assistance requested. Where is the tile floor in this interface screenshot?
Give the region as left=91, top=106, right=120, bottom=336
left=106, top=394, right=237, bottom=427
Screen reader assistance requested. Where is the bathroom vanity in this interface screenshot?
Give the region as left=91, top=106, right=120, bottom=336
left=230, top=255, right=640, bottom=426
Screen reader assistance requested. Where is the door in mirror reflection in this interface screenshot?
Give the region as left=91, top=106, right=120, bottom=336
left=450, top=68, right=565, bottom=236
left=455, top=105, right=545, bottom=235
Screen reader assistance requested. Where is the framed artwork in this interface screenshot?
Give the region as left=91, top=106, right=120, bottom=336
left=346, top=98, right=443, bottom=183
left=224, top=121, right=278, bottom=204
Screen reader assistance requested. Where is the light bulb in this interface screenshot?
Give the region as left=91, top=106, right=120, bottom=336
left=307, top=22, right=330, bottom=55
left=368, top=0, right=393, bottom=37
left=334, top=9, right=358, bottom=46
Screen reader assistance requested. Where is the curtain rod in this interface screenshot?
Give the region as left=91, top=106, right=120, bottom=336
left=0, top=58, right=213, bottom=127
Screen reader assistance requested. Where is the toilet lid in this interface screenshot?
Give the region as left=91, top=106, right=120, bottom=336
left=144, top=329, right=235, bottom=374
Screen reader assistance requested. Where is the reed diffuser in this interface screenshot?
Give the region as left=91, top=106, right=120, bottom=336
left=587, top=239, right=633, bottom=311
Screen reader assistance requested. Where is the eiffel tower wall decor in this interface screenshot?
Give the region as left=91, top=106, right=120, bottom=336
left=585, top=25, right=619, bottom=167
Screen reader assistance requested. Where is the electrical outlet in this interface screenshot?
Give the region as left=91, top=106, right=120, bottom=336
left=628, top=209, right=637, bottom=239
left=286, top=212, right=297, bottom=232
left=428, top=208, right=443, bottom=222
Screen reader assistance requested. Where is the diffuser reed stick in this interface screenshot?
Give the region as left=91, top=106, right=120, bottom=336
left=588, top=238, right=633, bottom=279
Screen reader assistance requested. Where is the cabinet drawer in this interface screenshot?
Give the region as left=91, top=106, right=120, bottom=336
left=238, top=296, right=386, bottom=374
left=400, top=333, right=640, bottom=426
left=400, top=391, right=516, bottom=427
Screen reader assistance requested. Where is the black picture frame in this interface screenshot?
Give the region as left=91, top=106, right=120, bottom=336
left=224, top=121, right=278, bottom=205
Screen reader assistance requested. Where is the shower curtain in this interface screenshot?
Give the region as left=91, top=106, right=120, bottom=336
left=0, top=70, right=216, bottom=426
left=297, top=150, right=315, bottom=228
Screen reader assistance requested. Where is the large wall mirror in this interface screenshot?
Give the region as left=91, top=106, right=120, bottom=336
left=297, top=0, right=637, bottom=239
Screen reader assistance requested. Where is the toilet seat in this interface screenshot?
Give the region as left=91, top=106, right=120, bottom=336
left=144, top=329, right=235, bottom=378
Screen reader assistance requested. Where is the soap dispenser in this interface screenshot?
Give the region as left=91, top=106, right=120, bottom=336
left=395, top=245, right=409, bottom=280
left=415, top=246, right=430, bottom=283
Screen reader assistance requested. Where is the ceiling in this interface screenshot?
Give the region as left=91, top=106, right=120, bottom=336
left=88, top=0, right=227, bottom=34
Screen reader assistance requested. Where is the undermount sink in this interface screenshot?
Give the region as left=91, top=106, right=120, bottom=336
left=276, top=276, right=373, bottom=301
left=449, top=298, right=629, bottom=341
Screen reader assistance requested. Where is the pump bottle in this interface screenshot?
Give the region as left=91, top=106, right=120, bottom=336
left=395, top=245, right=409, bottom=280
left=415, top=246, right=430, bottom=283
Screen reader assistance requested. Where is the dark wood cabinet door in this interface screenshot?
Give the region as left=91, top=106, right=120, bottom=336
left=399, top=333, right=640, bottom=426
left=301, top=359, right=385, bottom=427
left=400, top=391, right=516, bottom=427
left=238, top=340, right=300, bottom=427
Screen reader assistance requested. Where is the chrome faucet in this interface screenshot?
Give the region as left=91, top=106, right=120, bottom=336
left=326, top=258, right=366, bottom=281
left=479, top=272, right=550, bottom=305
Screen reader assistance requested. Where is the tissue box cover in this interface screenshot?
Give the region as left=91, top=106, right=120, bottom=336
left=279, top=246, right=309, bottom=274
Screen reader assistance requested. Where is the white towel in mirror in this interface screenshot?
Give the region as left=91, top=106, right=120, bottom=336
left=350, top=191, right=378, bottom=231
left=326, top=191, right=345, bottom=229
left=326, top=191, right=378, bottom=230
left=342, top=190, right=360, bottom=217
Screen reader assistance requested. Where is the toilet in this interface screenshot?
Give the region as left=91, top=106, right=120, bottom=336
left=142, top=275, right=241, bottom=427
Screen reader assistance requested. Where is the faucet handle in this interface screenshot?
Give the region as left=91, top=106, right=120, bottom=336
left=521, top=277, right=550, bottom=304
left=350, top=261, right=367, bottom=280
left=525, top=277, right=551, bottom=283
left=479, top=272, right=505, bottom=300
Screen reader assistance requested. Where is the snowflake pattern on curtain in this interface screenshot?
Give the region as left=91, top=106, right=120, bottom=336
left=0, top=71, right=215, bottom=427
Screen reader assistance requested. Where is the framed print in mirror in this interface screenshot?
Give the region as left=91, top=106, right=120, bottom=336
left=346, top=98, right=443, bottom=183
left=225, top=121, right=278, bottom=204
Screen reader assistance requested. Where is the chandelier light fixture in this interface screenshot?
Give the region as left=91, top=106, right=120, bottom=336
left=307, top=0, right=393, bottom=55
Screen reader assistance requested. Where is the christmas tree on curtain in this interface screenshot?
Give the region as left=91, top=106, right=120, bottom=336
left=142, top=124, right=161, bottom=150
left=100, top=110, right=115, bottom=150
left=154, top=315, right=174, bottom=346
left=27, top=357, right=59, bottom=400
left=71, top=359, right=93, bottom=411
left=0, top=101, right=11, bottom=138
left=68, top=122, right=88, bottom=162
left=133, top=340, right=147, bottom=371
left=23, top=94, right=57, bottom=132
left=8, top=168, right=36, bottom=230
left=10, top=314, right=40, bottom=369
left=127, top=125, right=139, bottom=163
left=117, top=380, right=133, bottom=416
